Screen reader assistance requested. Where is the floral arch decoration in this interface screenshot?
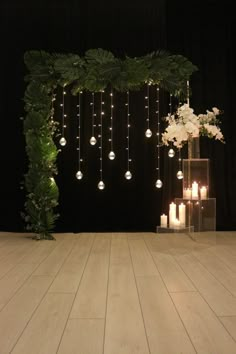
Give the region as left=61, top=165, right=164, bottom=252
left=22, top=48, right=198, bottom=239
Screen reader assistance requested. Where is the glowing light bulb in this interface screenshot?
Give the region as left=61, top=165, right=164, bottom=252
left=168, top=148, right=175, bottom=157
left=76, top=171, right=83, bottom=180
left=145, top=129, right=152, bottom=138
left=90, top=136, right=97, bottom=145
left=59, top=137, right=67, bottom=146
left=155, top=179, right=163, bottom=188
left=177, top=170, right=183, bottom=179
left=108, top=151, right=115, bottom=160
left=50, top=177, right=55, bottom=184
left=125, top=171, right=132, bottom=180
left=98, top=181, right=105, bottom=190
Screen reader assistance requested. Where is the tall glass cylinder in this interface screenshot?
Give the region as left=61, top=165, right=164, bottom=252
left=188, top=137, right=200, bottom=159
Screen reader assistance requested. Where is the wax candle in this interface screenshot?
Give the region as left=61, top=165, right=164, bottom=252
left=160, top=214, right=167, bottom=227
left=200, top=186, right=207, bottom=199
left=179, top=203, right=186, bottom=227
left=174, top=219, right=181, bottom=227
left=183, top=188, right=192, bottom=199
left=169, top=202, right=176, bottom=227
left=192, top=181, right=198, bottom=199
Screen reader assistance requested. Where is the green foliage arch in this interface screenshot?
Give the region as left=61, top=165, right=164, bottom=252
left=23, top=48, right=198, bottom=239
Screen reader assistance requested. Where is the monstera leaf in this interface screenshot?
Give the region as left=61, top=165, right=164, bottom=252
left=85, top=48, right=115, bottom=65
left=54, top=54, right=86, bottom=84
left=84, top=49, right=118, bottom=91
left=112, top=57, right=149, bottom=91
left=24, top=51, right=55, bottom=82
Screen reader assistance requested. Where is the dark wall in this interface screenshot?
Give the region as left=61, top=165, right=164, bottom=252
left=1, top=0, right=235, bottom=232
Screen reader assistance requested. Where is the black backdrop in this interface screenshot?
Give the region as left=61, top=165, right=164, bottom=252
left=1, top=0, right=235, bottom=232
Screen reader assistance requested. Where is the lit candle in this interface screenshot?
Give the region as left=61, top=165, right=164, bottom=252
left=174, top=219, right=181, bottom=227
left=191, top=181, right=199, bottom=199
left=160, top=214, right=167, bottom=227
left=179, top=203, right=186, bottom=227
left=169, top=202, right=176, bottom=227
left=200, top=186, right=207, bottom=199
left=183, top=188, right=192, bottom=199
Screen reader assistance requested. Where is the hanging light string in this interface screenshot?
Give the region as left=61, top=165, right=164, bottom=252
left=176, top=148, right=183, bottom=179
left=76, top=91, right=83, bottom=180
left=156, top=86, right=160, bottom=177
left=98, top=90, right=105, bottom=190
left=125, top=91, right=132, bottom=180
left=168, top=93, right=175, bottom=158
left=108, top=88, right=115, bottom=160
left=89, top=92, right=97, bottom=145
left=59, top=86, right=67, bottom=146
left=127, top=91, right=130, bottom=171
left=175, top=86, right=186, bottom=179
left=155, top=85, right=162, bottom=188
left=145, top=82, right=152, bottom=138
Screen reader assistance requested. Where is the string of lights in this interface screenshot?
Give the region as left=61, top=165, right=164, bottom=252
left=76, top=91, right=83, bottom=180
left=98, top=90, right=105, bottom=190
left=155, top=85, right=163, bottom=188
left=59, top=86, right=67, bottom=146
left=125, top=91, right=132, bottom=180
left=89, top=92, right=97, bottom=146
left=145, top=83, right=152, bottom=138
left=167, top=93, right=175, bottom=158
left=108, top=88, right=115, bottom=160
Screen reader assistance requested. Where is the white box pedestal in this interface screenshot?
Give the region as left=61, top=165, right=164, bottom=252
left=175, top=198, right=216, bottom=232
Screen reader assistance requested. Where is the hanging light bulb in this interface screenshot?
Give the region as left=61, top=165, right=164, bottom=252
left=108, top=89, right=116, bottom=160
left=90, top=136, right=97, bottom=145
left=177, top=170, right=184, bottom=179
left=155, top=179, right=163, bottom=188
left=145, top=129, right=152, bottom=138
left=76, top=92, right=83, bottom=181
left=168, top=148, right=175, bottom=157
left=98, top=181, right=105, bottom=190
left=144, top=83, right=152, bottom=138
left=59, top=137, right=67, bottom=146
left=60, top=87, right=68, bottom=146
left=125, top=171, right=132, bottom=180
left=108, top=151, right=115, bottom=160
left=125, top=91, right=132, bottom=180
left=76, top=171, right=83, bottom=180
left=97, top=90, right=105, bottom=189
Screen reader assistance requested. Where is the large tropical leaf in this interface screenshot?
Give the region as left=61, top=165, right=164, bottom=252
left=85, top=48, right=115, bottom=65
left=24, top=51, right=55, bottom=82
left=54, top=54, right=85, bottom=83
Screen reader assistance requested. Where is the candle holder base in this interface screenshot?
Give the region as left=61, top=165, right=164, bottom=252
left=156, top=226, right=194, bottom=234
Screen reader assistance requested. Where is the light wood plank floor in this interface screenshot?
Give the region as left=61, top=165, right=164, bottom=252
left=0, top=231, right=236, bottom=354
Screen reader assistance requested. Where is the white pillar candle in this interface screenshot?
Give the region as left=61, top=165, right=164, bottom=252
left=169, top=202, right=176, bottom=227
left=179, top=203, right=186, bottom=227
left=160, top=214, right=167, bottom=227
left=174, top=219, right=181, bottom=227
left=200, top=186, right=207, bottom=199
left=183, top=188, right=192, bottom=199
left=191, top=181, right=199, bottom=199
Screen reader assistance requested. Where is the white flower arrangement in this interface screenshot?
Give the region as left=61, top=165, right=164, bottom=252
left=162, top=103, right=224, bottom=148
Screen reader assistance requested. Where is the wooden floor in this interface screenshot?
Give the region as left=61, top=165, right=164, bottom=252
left=0, top=231, right=236, bottom=354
